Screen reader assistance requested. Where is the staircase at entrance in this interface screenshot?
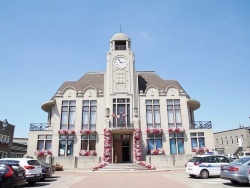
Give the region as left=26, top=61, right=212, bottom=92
left=98, top=163, right=150, bottom=171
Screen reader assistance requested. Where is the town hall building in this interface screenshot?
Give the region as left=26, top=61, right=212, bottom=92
left=27, top=33, right=215, bottom=170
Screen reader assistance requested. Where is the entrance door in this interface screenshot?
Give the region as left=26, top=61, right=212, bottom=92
left=113, top=134, right=130, bottom=163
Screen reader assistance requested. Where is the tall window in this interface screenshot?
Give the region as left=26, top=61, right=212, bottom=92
left=236, top=136, right=239, bottom=144
left=169, top=133, right=184, bottom=154
left=241, top=135, right=244, bottom=144
left=37, top=135, right=52, bottom=150
left=81, top=135, right=96, bottom=150
left=225, top=137, right=228, bottom=145
left=48, top=108, right=53, bottom=125
left=60, top=100, right=76, bottom=130
left=58, top=135, right=74, bottom=156
left=82, top=100, right=97, bottom=130
left=146, top=100, right=160, bottom=129
left=221, top=138, right=223, bottom=146
left=190, top=132, right=205, bottom=148
left=167, top=99, right=182, bottom=128
left=230, top=136, right=233, bottom=145
left=113, top=98, right=130, bottom=126
left=147, top=134, right=162, bottom=153
left=216, top=139, right=219, bottom=147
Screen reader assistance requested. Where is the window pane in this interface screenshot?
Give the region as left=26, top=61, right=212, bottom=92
left=68, top=135, right=74, bottom=139
left=147, top=139, right=154, bottom=151
left=175, top=110, right=182, bottom=124
left=168, top=111, right=174, bottom=123
left=59, top=141, right=66, bottom=156
left=81, top=140, right=88, bottom=150
left=147, top=134, right=154, bottom=139
left=174, top=99, right=180, bottom=105
left=89, top=140, right=96, bottom=150
left=90, top=111, right=96, bottom=125
left=67, top=140, right=74, bottom=156
left=177, top=138, right=184, bottom=154
left=61, top=112, right=68, bottom=125
left=45, top=140, right=52, bottom=150
left=170, top=139, right=177, bottom=154
left=146, top=111, right=153, bottom=124
left=156, top=139, right=162, bottom=149
left=69, top=101, right=76, bottom=105
left=83, top=100, right=88, bottom=105
left=37, top=140, right=44, bottom=150
left=153, top=100, right=159, bottom=105
left=190, top=133, right=196, bottom=137
left=167, top=99, right=173, bottom=105
left=90, top=100, right=96, bottom=105
left=198, top=138, right=205, bottom=148
left=62, top=101, right=68, bottom=105
left=46, top=135, right=52, bottom=139
left=154, top=111, right=160, bottom=124
left=191, top=138, right=197, bottom=148
left=81, top=135, right=88, bottom=139
left=198, top=132, right=204, bottom=136
left=38, top=135, right=45, bottom=139
left=89, top=135, right=96, bottom=139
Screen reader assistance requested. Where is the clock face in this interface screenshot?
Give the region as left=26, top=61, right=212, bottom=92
left=114, top=57, right=127, bottom=69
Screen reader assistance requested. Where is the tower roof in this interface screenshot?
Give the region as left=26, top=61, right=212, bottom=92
left=110, top=33, right=131, bottom=42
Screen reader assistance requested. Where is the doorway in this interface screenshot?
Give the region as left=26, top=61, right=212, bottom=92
left=113, top=134, right=131, bottom=163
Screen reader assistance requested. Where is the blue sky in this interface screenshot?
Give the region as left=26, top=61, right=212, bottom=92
left=0, top=0, right=249, bottom=138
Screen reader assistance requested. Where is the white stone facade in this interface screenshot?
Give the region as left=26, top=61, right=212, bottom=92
left=27, top=33, right=215, bottom=170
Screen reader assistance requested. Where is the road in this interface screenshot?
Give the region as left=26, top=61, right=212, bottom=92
left=21, top=169, right=250, bottom=188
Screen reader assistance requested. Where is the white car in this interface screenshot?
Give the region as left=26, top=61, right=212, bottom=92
left=0, top=158, right=42, bottom=184
left=186, top=155, right=232, bottom=179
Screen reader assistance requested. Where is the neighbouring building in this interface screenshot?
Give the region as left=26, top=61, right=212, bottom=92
left=214, top=127, right=250, bottom=155
left=11, top=138, right=28, bottom=158
left=27, top=33, right=215, bottom=170
left=0, top=119, right=14, bottom=158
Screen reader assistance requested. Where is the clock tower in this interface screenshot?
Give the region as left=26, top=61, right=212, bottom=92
left=104, top=33, right=138, bottom=127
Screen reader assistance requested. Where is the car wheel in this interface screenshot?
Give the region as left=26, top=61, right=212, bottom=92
left=200, top=169, right=209, bottom=179
left=189, top=175, right=196, bottom=178
left=28, top=181, right=36, bottom=185
left=230, top=180, right=240, bottom=184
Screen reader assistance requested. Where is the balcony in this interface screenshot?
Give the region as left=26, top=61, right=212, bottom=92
left=30, top=123, right=52, bottom=131
left=189, top=121, right=212, bottom=129
left=109, top=122, right=134, bottom=130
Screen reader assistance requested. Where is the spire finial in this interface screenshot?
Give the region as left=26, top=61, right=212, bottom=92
left=120, top=24, right=122, bottom=33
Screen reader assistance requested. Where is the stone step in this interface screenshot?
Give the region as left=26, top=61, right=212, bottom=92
left=98, top=163, right=149, bottom=171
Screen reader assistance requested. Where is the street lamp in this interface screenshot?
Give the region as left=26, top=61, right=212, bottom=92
left=1, top=119, right=9, bottom=131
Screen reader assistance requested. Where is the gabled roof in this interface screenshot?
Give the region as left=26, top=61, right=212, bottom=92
left=138, top=71, right=190, bottom=98
left=51, top=72, right=104, bottom=99
left=51, top=71, right=190, bottom=98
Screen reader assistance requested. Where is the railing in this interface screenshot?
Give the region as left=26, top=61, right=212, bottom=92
left=110, top=122, right=134, bottom=129
left=189, top=121, right=212, bottom=129
left=30, top=123, right=52, bottom=131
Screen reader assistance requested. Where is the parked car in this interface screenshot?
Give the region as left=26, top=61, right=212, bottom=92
left=238, top=151, right=250, bottom=158
left=186, top=155, right=231, bottom=179
left=38, top=161, right=53, bottom=180
left=0, top=163, right=26, bottom=188
left=220, top=157, right=250, bottom=184
left=0, top=158, right=42, bottom=185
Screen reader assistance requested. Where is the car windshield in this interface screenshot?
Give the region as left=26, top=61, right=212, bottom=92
left=188, top=157, right=202, bottom=162
left=27, top=160, right=40, bottom=166
left=230, top=157, right=250, bottom=165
